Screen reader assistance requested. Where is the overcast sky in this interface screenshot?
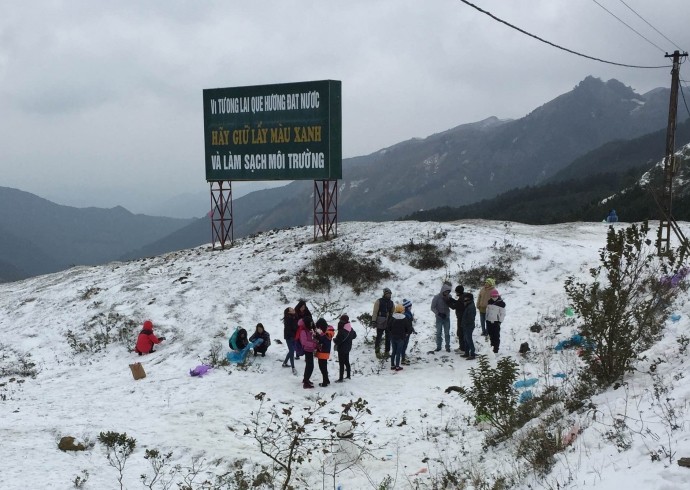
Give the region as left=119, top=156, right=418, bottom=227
left=1, top=0, right=689, bottom=213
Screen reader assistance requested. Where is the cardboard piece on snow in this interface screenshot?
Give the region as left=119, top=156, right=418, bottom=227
left=129, top=362, right=146, bottom=380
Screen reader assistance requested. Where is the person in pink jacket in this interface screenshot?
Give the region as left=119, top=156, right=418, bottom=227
left=134, top=320, right=165, bottom=355
left=298, top=318, right=318, bottom=389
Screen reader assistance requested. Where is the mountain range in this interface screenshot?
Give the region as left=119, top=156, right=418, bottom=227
left=1, top=76, right=688, bottom=282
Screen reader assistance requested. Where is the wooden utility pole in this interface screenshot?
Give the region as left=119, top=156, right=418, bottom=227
left=657, top=50, right=688, bottom=253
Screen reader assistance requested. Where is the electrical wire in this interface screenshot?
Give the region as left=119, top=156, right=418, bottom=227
left=457, top=0, right=670, bottom=69
left=591, top=0, right=665, bottom=53
left=618, top=0, right=684, bottom=52
left=680, top=83, right=690, bottom=120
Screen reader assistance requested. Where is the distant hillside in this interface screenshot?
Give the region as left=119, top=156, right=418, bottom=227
left=0, top=187, right=194, bottom=280
left=405, top=124, right=690, bottom=225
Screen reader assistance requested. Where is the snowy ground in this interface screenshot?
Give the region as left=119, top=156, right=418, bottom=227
left=1, top=220, right=689, bottom=489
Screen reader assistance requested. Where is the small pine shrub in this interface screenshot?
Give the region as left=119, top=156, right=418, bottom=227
left=296, top=245, right=391, bottom=295
left=98, top=431, right=136, bottom=490
left=515, top=423, right=565, bottom=475
left=394, top=240, right=447, bottom=270
left=565, top=221, right=687, bottom=386
left=457, top=239, right=524, bottom=288
left=448, top=356, right=520, bottom=440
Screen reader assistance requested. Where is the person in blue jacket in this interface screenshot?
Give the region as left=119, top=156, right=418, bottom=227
left=606, top=209, right=618, bottom=223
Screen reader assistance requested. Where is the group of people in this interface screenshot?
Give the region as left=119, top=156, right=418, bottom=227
left=282, top=300, right=357, bottom=389
left=433, top=278, right=505, bottom=360
left=133, top=278, right=505, bottom=385
left=368, top=278, right=506, bottom=363
left=370, top=288, right=417, bottom=369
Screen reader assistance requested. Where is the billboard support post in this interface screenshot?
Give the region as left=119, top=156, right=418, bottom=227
left=314, top=180, right=338, bottom=241
left=210, top=181, right=233, bottom=249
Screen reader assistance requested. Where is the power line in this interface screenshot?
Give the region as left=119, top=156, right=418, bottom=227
left=457, top=0, right=669, bottom=69
left=680, top=83, right=690, bottom=120
left=618, top=0, right=684, bottom=52
left=591, top=0, right=665, bottom=53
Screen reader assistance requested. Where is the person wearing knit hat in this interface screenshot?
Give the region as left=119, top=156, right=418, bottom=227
left=486, top=290, right=506, bottom=354
left=476, top=278, right=497, bottom=337
left=389, top=304, right=412, bottom=371
left=134, top=320, right=165, bottom=355
left=400, top=299, right=416, bottom=365
left=314, top=318, right=335, bottom=387
left=334, top=314, right=357, bottom=382
left=431, top=282, right=453, bottom=352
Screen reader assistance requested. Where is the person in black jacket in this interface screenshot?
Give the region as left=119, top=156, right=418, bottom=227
left=333, top=314, right=357, bottom=382
left=282, top=307, right=298, bottom=373
left=460, top=293, right=477, bottom=360
left=390, top=304, right=413, bottom=371
left=449, top=285, right=471, bottom=354
left=249, top=323, right=271, bottom=356
left=371, top=288, right=394, bottom=357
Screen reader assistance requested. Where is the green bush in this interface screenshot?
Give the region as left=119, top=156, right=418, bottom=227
left=565, top=221, right=687, bottom=386
left=446, top=356, right=520, bottom=440
left=457, top=239, right=523, bottom=288
left=516, top=423, right=565, bottom=475
left=394, top=240, right=447, bottom=270
left=296, top=245, right=391, bottom=295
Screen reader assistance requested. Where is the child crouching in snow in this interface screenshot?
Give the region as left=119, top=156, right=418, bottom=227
left=134, top=320, right=165, bottom=355
left=315, top=318, right=335, bottom=387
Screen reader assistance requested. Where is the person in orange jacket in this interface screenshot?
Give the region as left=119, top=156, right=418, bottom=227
left=135, top=320, right=165, bottom=355
left=315, top=318, right=335, bottom=387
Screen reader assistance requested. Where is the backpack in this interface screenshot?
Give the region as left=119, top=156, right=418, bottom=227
left=294, top=337, right=305, bottom=356
left=228, top=327, right=239, bottom=350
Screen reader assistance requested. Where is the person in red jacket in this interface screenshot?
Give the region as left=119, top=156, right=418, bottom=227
left=135, top=320, right=165, bottom=355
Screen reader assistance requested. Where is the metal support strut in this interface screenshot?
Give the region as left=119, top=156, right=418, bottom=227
left=210, top=181, right=233, bottom=250
left=314, top=180, right=338, bottom=241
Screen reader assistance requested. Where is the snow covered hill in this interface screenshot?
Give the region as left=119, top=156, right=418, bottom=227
left=1, top=220, right=689, bottom=489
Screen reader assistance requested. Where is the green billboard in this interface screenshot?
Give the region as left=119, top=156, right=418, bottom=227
left=203, top=80, right=342, bottom=181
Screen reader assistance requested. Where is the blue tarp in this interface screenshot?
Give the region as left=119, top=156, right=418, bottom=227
left=227, top=338, right=264, bottom=364
left=519, top=390, right=534, bottom=403
left=555, top=334, right=595, bottom=352
left=514, top=378, right=538, bottom=389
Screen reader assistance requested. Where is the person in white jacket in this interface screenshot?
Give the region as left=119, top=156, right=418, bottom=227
left=485, top=290, right=506, bottom=354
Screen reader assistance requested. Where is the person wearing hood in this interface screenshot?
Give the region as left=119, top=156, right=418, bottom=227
left=371, top=287, right=394, bottom=357
left=295, top=299, right=313, bottom=324
left=314, top=318, right=335, bottom=387
left=298, top=318, right=318, bottom=389
left=476, top=278, right=496, bottom=337
left=390, top=304, right=413, bottom=371
left=606, top=209, right=618, bottom=223
left=485, top=290, right=506, bottom=354
left=430, top=282, right=453, bottom=352
left=333, top=314, right=357, bottom=382
left=229, top=328, right=249, bottom=351
left=249, top=323, right=271, bottom=357
left=294, top=300, right=312, bottom=359
left=134, top=320, right=165, bottom=355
